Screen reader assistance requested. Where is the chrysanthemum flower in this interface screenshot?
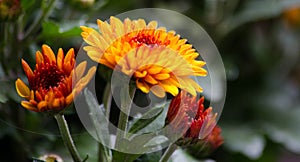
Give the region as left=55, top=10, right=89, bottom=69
left=283, top=6, right=300, bottom=26
left=165, top=91, right=222, bottom=148
left=15, top=45, right=96, bottom=112
left=81, top=16, right=207, bottom=97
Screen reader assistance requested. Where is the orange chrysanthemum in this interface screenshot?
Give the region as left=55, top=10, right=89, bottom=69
left=81, top=16, right=207, bottom=97
left=165, top=91, right=223, bottom=149
left=166, top=91, right=218, bottom=139
left=15, top=45, right=96, bottom=112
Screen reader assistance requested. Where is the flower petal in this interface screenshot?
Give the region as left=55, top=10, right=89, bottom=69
left=15, top=79, right=31, bottom=99
left=21, top=101, right=38, bottom=112
left=57, top=48, right=64, bottom=70
left=21, top=59, right=33, bottom=79
left=42, top=44, right=56, bottom=63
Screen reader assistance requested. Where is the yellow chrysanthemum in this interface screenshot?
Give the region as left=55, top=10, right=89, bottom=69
left=81, top=16, right=207, bottom=97
left=15, top=45, right=96, bottom=112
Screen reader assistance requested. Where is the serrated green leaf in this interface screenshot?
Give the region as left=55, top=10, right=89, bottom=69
left=129, top=104, right=164, bottom=134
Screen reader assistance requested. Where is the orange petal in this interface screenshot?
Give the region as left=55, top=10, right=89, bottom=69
left=66, top=94, right=73, bottom=105
left=15, top=79, right=31, bottom=99
left=21, top=101, right=38, bottom=112
left=64, top=48, right=75, bottom=66
left=154, top=73, right=170, bottom=80
left=21, top=59, right=33, bottom=79
left=144, top=75, right=158, bottom=84
left=42, top=44, right=56, bottom=63
left=35, top=51, right=44, bottom=65
left=37, top=101, right=48, bottom=111
left=57, top=48, right=64, bottom=70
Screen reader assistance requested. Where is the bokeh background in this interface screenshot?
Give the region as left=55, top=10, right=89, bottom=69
left=1, top=0, right=300, bottom=161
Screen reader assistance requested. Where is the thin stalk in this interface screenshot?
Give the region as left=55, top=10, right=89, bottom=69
left=115, top=85, right=136, bottom=148
left=54, top=114, right=82, bottom=162
left=159, top=143, right=178, bottom=162
left=98, top=83, right=113, bottom=162
left=22, top=0, right=56, bottom=40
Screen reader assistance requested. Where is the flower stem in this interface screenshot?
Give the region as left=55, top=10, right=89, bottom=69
left=115, top=85, right=136, bottom=148
left=98, top=83, right=113, bottom=162
left=54, top=114, right=82, bottom=162
left=22, top=0, right=56, bottom=40
left=159, top=143, right=178, bottom=162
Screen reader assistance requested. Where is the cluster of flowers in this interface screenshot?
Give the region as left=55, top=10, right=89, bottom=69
left=16, top=16, right=222, bottom=152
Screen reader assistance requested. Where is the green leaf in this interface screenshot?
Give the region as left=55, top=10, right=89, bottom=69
left=21, top=0, right=36, bottom=11
left=112, top=150, right=142, bottom=162
left=84, top=89, right=110, bottom=146
left=170, top=149, right=204, bottom=162
left=262, top=107, right=300, bottom=154
left=131, top=101, right=170, bottom=135
left=41, top=21, right=81, bottom=39
left=222, top=125, right=265, bottom=160
left=0, top=92, right=8, bottom=103
left=128, top=104, right=164, bottom=134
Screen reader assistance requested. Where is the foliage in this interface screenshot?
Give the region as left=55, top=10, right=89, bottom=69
left=1, top=0, right=300, bottom=161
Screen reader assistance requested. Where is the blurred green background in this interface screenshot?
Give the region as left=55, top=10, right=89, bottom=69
left=1, top=0, right=300, bottom=161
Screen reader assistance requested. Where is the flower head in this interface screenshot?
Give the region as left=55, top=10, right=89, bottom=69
left=0, top=0, right=21, bottom=21
left=283, top=6, right=300, bottom=27
left=165, top=91, right=222, bottom=148
left=81, top=16, right=207, bottom=97
left=15, top=45, right=96, bottom=112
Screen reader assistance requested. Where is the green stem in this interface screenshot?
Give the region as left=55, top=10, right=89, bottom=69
left=54, top=114, right=83, bottom=162
left=98, top=83, right=113, bottom=162
left=22, top=0, right=56, bottom=41
left=159, top=143, right=178, bottom=162
left=115, top=85, right=136, bottom=148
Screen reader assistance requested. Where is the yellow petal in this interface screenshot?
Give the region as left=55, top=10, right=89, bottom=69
left=136, top=80, right=150, bottom=93
left=159, top=81, right=179, bottom=96
left=154, top=73, right=170, bottom=80
left=75, top=61, right=87, bottom=82
left=77, top=66, right=96, bottom=86
left=150, top=85, right=165, bottom=98
left=21, top=101, right=38, bottom=112
left=42, top=44, right=56, bottom=63
left=148, top=66, right=163, bottom=75
left=147, top=21, right=158, bottom=29
left=15, top=79, right=31, bottom=99
left=110, top=16, right=124, bottom=38
left=134, top=71, right=147, bottom=78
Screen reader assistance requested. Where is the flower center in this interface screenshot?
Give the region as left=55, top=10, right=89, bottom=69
left=32, top=63, right=65, bottom=90
left=129, top=31, right=169, bottom=47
